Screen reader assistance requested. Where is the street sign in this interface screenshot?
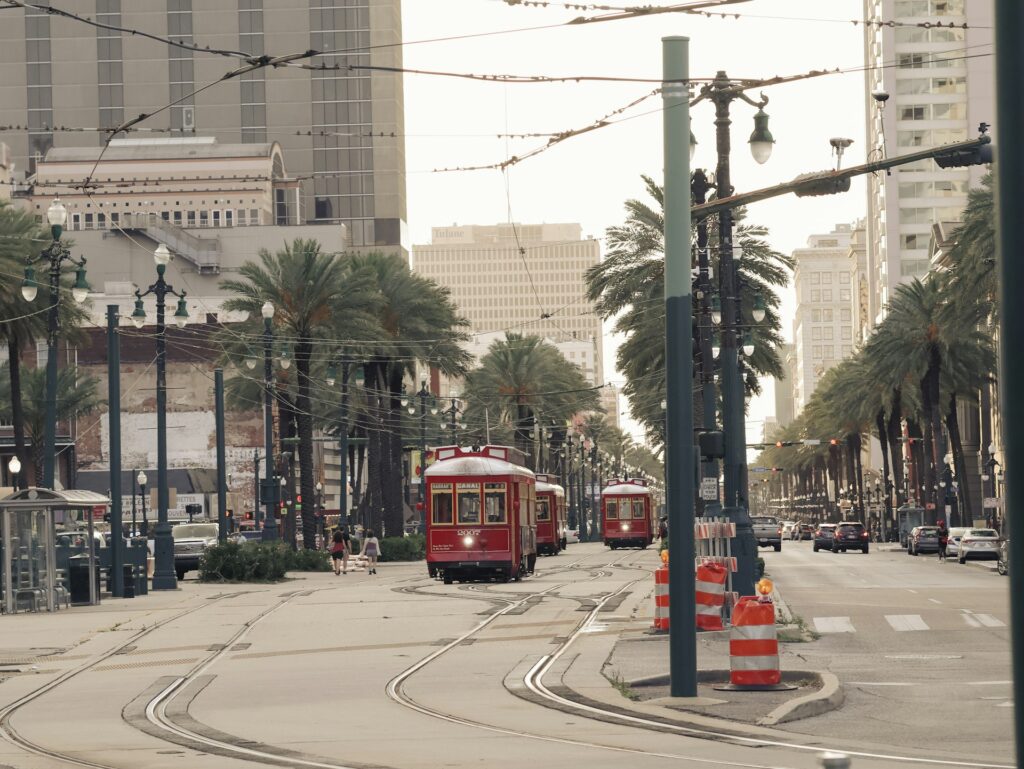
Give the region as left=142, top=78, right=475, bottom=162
left=749, top=466, right=771, bottom=473
left=802, top=439, right=821, bottom=446
left=984, top=497, right=1000, bottom=509
left=700, top=477, right=718, bottom=501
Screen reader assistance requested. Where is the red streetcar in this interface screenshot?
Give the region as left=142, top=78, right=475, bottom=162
left=601, top=478, right=656, bottom=549
left=424, top=445, right=537, bottom=583
left=535, top=473, right=567, bottom=555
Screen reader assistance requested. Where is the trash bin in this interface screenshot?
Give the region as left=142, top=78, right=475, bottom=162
left=122, top=564, right=135, bottom=598
left=68, top=554, right=99, bottom=605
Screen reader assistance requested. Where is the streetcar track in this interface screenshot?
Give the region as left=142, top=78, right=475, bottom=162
left=0, top=593, right=243, bottom=769
left=386, top=547, right=1013, bottom=769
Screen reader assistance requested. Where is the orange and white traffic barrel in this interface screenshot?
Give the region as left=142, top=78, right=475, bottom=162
left=695, top=561, right=727, bottom=631
left=715, top=579, right=794, bottom=691
left=653, top=564, right=670, bottom=631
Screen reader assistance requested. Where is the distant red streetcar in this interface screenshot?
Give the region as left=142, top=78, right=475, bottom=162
left=601, top=478, right=655, bottom=549
left=424, top=445, right=537, bottom=583
left=534, top=473, right=567, bottom=555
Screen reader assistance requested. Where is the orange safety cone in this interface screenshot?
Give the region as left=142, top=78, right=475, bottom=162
left=653, top=564, right=670, bottom=631
left=695, top=561, right=727, bottom=631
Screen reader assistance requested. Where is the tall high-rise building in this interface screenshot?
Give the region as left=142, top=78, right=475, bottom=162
left=412, top=223, right=604, bottom=386
left=772, top=343, right=796, bottom=429
left=791, top=224, right=856, bottom=415
left=863, top=0, right=993, bottom=326
left=0, top=0, right=406, bottom=253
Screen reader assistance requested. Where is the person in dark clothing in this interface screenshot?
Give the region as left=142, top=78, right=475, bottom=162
left=937, top=519, right=949, bottom=561
left=330, top=528, right=350, bottom=575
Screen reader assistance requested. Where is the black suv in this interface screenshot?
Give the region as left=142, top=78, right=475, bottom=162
left=832, top=521, right=870, bottom=553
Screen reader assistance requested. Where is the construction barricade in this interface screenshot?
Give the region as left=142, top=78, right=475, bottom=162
left=695, top=561, right=727, bottom=630
left=653, top=561, right=670, bottom=631
left=715, top=579, right=795, bottom=691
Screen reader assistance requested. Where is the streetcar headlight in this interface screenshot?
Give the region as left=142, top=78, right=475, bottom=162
left=621, top=523, right=630, bottom=531
left=463, top=536, right=474, bottom=547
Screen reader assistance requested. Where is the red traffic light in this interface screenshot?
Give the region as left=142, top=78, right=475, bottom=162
left=829, top=438, right=839, bottom=446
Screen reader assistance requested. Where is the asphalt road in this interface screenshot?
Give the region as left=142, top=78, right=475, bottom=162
left=765, top=538, right=1013, bottom=760
left=0, top=542, right=1014, bottom=769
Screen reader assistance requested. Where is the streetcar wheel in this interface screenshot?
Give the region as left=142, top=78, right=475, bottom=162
left=442, top=572, right=453, bottom=585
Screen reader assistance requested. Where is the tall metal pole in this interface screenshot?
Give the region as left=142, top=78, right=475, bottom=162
left=253, top=450, right=261, bottom=529
left=107, top=305, right=124, bottom=598
left=262, top=312, right=279, bottom=542
left=151, top=266, right=176, bottom=590
left=578, top=439, right=587, bottom=541
left=994, top=5, right=1024, bottom=762
left=662, top=36, right=697, bottom=697
left=339, top=364, right=350, bottom=532
left=693, top=170, right=721, bottom=515
left=710, top=71, right=757, bottom=597
left=42, top=258, right=61, bottom=489
left=215, top=368, right=227, bottom=544
left=131, top=467, right=138, bottom=535
left=419, top=381, right=428, bottom=524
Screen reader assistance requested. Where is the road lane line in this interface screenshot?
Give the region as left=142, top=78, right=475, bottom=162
left=885, top=614, right=930, bottom=631
left=813, top=616, right=856, bottom=633
left=929, top=598, right=942, bottom=604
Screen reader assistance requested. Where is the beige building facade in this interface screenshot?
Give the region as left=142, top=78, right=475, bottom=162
left=0, top=0, right=406, bottom=253
left=863, top=0, right=993, bottom=326
left=412, top=223, right=605, bottom=388
left=791, top=224, right=856, bottom=415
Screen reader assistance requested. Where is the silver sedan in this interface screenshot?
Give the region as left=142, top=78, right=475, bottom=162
left=958, top=528, right=1001, bottom=563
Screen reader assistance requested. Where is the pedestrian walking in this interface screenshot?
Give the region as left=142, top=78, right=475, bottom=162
left=330, top=528, right=349, bottom=575
left=937, top=519, right=949, bottom=561
left=362, top=529, right=380, bottom=574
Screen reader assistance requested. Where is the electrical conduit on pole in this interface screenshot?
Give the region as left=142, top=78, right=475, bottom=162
left=994, top=3, right=1024, bottom=764
left=662, top=36, right=697, bottom=698
left=215, top=368, right=227, bottom=544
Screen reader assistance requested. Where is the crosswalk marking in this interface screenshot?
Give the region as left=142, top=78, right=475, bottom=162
left=976, top=613, right=1006, bottom=628
left=963, top=613, right=982, bottom=628
left=814, top=616, right=856, bottom=633
left=885, top=614, right=930, bottom=632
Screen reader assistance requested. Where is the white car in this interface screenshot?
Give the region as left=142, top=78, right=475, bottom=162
left=565, top=528, right=581, bottom=544
left=958, top=528, right=1001, bottom=564
left=945, top=527, right=968, bottom=557
left=781, top=521, right=797, bottom=539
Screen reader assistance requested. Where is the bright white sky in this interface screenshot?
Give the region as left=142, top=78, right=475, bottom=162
left=401, top=0, right=867, bottom=443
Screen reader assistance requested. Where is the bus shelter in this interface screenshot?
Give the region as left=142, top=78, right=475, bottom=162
left=0, top=487, right=109, bottom=613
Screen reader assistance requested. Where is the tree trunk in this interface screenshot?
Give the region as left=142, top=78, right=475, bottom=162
left=945, top=392, right=974, bottom=527
left=887, top=388, right=905, bottom=506
left=295, top=341, right=318, bottom=549
left=876, top=408, right=893, bottom=535
left=278, top=392, right=298, bottom=548
left=364, top=363, right=385, bottom=537
left=919, top=370, right=940, bottom=520
left=7, top=334, right=31, bottom=486
left=383, top=364, right=405, bottom=538
left=853, top=433, right=865, bottom=520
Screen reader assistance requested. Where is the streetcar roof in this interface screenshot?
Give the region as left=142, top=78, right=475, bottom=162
left=602, top=482, right=652, bottom=496
left=536, top=480, right=565, bottom=496
left=425, top=445, right=534, bottom=480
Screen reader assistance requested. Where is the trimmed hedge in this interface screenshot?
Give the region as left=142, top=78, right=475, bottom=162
left=199, top=542, right=331, bottom=582
left=380, top=534, right=425, bottom=562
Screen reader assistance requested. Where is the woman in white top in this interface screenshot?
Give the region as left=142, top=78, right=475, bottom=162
left=361, top=529, right=380, bottom=574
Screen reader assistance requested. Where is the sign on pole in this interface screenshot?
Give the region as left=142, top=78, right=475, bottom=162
left=700, top=477, right=718, bottom=501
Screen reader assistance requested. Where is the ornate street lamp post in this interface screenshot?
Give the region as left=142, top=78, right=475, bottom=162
left=132, top=243, right=188, bottom=589
left=21, top=198, right=90, bottom=488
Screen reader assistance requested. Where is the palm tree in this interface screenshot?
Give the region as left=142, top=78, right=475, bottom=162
left=585, top=175, right=791, bottom=448
left=220, top=239, right=376, bottom=549
left=342, top=252, right=472, bottom=538
left=462, top=333, right=600, bottom=466
left=0, top=363, right=103, bottom=479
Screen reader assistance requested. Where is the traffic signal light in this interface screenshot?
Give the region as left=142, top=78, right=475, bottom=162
left=829, top=438, right=839, bottom=446
left=774, top=440, right=795, bottom=448
left=793, top=171, right=852, bottom=197
left=934, top=142, right=992, bottom=169
left=245, top=511, right=253, bottom=520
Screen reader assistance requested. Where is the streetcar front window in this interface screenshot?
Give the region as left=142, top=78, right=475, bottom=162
left=457, top=483, right=481, bottom=524
left=484, top=483, right=506, bottom=523
left=632, top=498, right=645, bottom=519
left=606, top=500, right=618, bottom=520
left=431, top=484, right=453, bottom=525
left=537, top=499, right=550, bottom=521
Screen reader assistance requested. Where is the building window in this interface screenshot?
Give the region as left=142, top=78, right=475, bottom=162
left=812, top=345, right=822, bottom=360
left=173, top=211, right=182, bottom=226
left=186, top=210, right=196, bottom=227
left=812, top=327, right=822, bottom=341
left=810, top=273, right=820, bottom=285
left=823, top=327, right=834, bottom=340
left=841, top=327, right=852, bottom=340
left=249, top=208, right=260, bottom=225
left=225, top=209, right=234, bottom=227
left=199, top=210, right=209, bottom=227
left=840, top=288, right=851, bottom=301
left=811, top=290, right=821, bottom=302
left=821, top=273, right=832, bottom=285
left=822, top=289, right=832, bottom=301
left=840, top=308, right=851, bottom=322
left=811, top=309, right=821, bottom=322
left=212, top=210, right=221, bottom=227
left=839, top=272, right=850, bottom=285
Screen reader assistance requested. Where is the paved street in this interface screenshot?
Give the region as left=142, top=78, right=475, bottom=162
left=0, top=542, right=1012, bottom=769
left=764, top=539, right=1012, bottom=758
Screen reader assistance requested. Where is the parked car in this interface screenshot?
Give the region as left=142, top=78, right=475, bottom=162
left=998, top=539, right=1009, bottom=575
left=813, top=523, right=837, bottom=552
left=792, top=522, right=814, bottom=541
left=832, top=521, right=870, bottom=553
left=958, top=528, right=1001, bottom=564
left=172, top=522, right=220, bottom=579
left=908, top=525, right=940, bottom=555
left=565, top=528, right=580, bottom=544
left=751, top=515, right=783, bottom=552
left=944, top=527, right=968, bottom=558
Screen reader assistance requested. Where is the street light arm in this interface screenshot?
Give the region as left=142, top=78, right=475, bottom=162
left=692, top=134, right=993, bottom=217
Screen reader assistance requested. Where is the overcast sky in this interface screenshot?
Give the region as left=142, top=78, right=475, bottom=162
left=401, top=0, right=868, bottom=442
